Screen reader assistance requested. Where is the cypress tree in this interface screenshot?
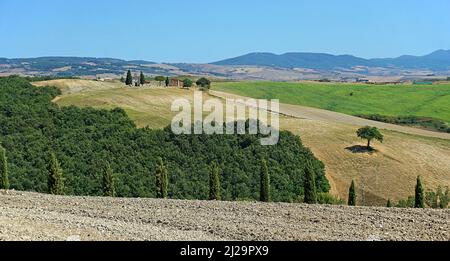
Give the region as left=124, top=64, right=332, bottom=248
left=209, top=162, right=221, bottom=200
left=348, top=180, right=356, bottom=206
left=125, top=70, right=133, bottom=85
left=165, top=77, right=170, bottom=87
left=303, top=161, right=317, bottom=204
left=260, top=159, right=270, bottom=202
left=139, top=71, right=145, bottom=86
left=386, top=199, right=392, bottom=208
left=0, top=145, right=9, bottom=190
left=155, top=158, right=168, bottom=199
left=415, top=176, right=425, bottom=208
left=102, top=161, right=115, bottom=197
left=47, top=153, right=64, bottom=195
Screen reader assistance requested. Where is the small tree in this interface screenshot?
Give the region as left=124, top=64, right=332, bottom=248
left=47, top=153, right=64, bottom=195
left=386, top=199, right=392, bottom=208
left=165, top=77, right=170, bottom=87
left=415, top=176, right=425, bottom=208
left=155, top=76, right=166, bottom=86
left=303, top=161, right=317, bottom=204
left=155, top=157, right=168, bottom=199
left=0, top=145, right=9, bottom=190
left=125, top=70, right=133, bottom=85
left=348, top=180, right=356, bottom=206
left=102, top=161, right=116, bottom=197
left=356, top=126, right=384, bottom=149
left=196, top=77, right=211, bottom=90
left=120, top=76, right=125, bottom=83
left=140, top=71, right=146, bottom=86
left=183, top=78, right=193, bottom=88
left=209, top=162, right=221, bottom=200
left=439, top=187, right=449, bottom=209
left=260, top=159, right=270, bottom=202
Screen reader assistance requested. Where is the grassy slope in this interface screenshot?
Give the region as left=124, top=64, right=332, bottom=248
left=34, top=79, right=450, bottom=205
left=213, top=82, right=450, bottom=124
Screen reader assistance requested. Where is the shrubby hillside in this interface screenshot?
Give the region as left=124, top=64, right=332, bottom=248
left=0, top=76, right=329, bottom=202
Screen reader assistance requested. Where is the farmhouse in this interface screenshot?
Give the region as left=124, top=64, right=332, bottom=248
left=169, top=78, right=183, bottom=87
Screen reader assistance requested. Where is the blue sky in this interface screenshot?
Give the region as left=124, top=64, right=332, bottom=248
left=0, top=0, right=449, bottom=63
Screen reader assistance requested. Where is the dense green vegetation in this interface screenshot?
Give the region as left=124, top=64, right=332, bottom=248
left=303, top=161, right=317, bottom=204
left=357, top=115, right=450, bottom=133
left=0, top=145, right=9, bottom=189
left=47, top=153, right=64, bottom=195
left=101, top=161, right=116, bottom=197
left=397, top=185, right=449, bottom=209
left=213, top=81, right=450, bottom=124
left=209, top=162, right=221, bottom=200
left=259, top=159, right=270, bottom=202
left=0, top=76, right=329, bottom=202
left=24, top=75, right=80, bottom=82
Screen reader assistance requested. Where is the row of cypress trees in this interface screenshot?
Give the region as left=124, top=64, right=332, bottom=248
left=0, top=147, right=115, bottom=197
left=346, top=175, right=426, bottom=208
left=46, top=153, right=116, bottom=197
left=0, top=145, right=321, bottom=204
left=208, top=158, right=320, bottom=204
left=0, top=144, right=429, bottom=208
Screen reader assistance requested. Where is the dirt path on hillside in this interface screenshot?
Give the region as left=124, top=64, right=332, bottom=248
left=210, top=91, right=450, bottom=140
left=0, top=191, right=448, bottom=241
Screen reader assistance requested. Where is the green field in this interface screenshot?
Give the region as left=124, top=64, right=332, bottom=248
left=213, top=82, right=450, bottom=124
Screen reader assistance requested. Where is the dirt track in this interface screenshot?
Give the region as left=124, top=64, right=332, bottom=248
left=210, top=91, right=450, bottom=140
left=0, top=191, right=448, bottom=241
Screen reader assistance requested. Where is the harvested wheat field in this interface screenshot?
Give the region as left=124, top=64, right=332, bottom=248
left=33, top=79, right=450, bottom=205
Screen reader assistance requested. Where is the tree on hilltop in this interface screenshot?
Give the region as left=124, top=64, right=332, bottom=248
left=140, top=71, right=146, bottom=86
left=196, top=77, right=211, bottom=91
left=183, top=78, right=193, bottom=89
left=155, top=76, right=166, bottom=86
left=125, top=70, right=133, bottom=86
left=165, top=77, right=170, bottom=87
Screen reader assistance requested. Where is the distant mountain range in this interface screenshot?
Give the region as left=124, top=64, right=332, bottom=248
left=1, top=50, right=449, bottom=81
left=213, top=50, right=450, bottom=71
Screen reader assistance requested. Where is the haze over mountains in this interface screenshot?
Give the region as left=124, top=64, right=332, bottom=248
left=1, top=50, right=449, bottom=81
left=213, top=50, right=450, bottom=70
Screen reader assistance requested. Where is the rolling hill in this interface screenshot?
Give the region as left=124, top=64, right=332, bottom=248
left=2, top=50, right=450, bottom=81
left=213, top=50, right=450, bottom=71
left=32, top=79, right=450, bottom=205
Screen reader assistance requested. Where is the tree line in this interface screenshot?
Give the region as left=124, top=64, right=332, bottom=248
left=0, top=76, right=329, bottom=202
left=121, top=70, right=211, bottom=90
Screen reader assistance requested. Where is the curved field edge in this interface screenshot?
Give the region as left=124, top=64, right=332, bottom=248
left=212, top=81, right=450, bottom=124
left=34, top=79, right=450, bottom=205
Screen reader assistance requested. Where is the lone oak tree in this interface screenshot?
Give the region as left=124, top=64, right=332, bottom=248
left=356, top=126, right=384, bottom=149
